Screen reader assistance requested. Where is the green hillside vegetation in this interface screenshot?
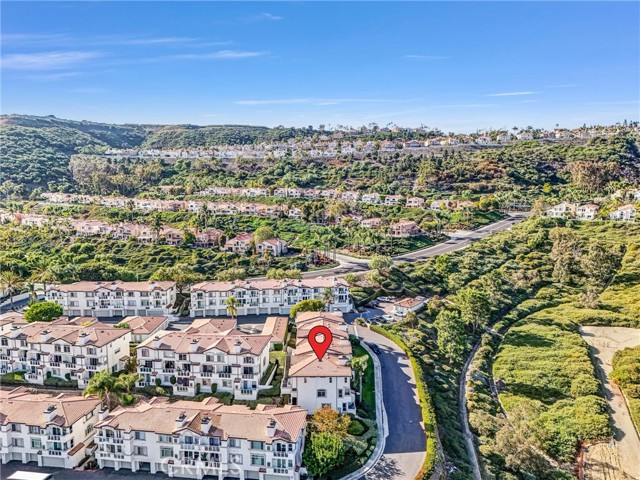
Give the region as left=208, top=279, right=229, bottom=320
left=494, top=316, right=610, bottom=461
left=2, top=115, right=639, bottom=199
left=365, top=217, right=640, bottom=479
left=611, top=345, right=640, bottom=432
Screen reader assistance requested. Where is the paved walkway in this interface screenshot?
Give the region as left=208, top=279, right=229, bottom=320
left=580, top=326, right=640, bottom=479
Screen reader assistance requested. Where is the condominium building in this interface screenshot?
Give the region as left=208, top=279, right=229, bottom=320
left=46, top=281, right=177, bottom=317
left=94, top=398, right=307, bottom=480
left=545, top=201, right=577, bottom=218
left=136, top=328, right=271, bottom=400
left=0, top=320, right=131, bottom=389
left=283, top=312, right=355, bottom=414
left=190, top=277, right=352, bottom=317
left=0, top=387, right=101, bottom=468
left=576, top=203, right=600, bottom=220
left=115, top=315, right=171, bottom=343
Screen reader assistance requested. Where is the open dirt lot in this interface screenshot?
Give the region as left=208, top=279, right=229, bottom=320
left=580, top=326, right=640, bottom=480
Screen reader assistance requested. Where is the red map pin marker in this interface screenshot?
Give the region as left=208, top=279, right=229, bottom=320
left=308, top=325, right=333, bottom=361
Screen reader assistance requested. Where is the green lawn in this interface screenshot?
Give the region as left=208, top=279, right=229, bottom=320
left=352, top=344, right=376, bottom=419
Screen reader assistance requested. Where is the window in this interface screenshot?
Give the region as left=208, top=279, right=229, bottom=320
left=251, top=454, right=265, bottom=466
left=229, top=453, right=242, bottom=464
left=317, top=389, right=327, bottom=398
left=158, top=434, right=172, bottom=443
left=228, top=438, right=241, bottom=448
left=160, top=447, right=173, bottom=458
left=31, top=438, right=42, bottom=449
left=140, top=349, right=149, bottom=357
left=134, top=446, right=147, bottom=456
left=28, top=426, right=40, bottom=434
left=250, top=441, right=264, bottom=450
left=64, top=345, right=71, bottom=353
left=88, top=348, right=97, bottom=355
left=11, top=423, right=21, bottom=432
left=134, top=431, right=146, bottom=440
left=12, top=438, right=24, bottom=447
left=1, top=338, right=7, bottom=346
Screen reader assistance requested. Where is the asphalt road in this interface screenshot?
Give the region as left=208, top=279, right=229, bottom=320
left=301, top=214, right=528, bottom=279
left=350, top=322, right=426, bottom=480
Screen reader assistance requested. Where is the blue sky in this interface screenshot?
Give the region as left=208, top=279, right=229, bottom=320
left=2, top=1, right=639, bottom=132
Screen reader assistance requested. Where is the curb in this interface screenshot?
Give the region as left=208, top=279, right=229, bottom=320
left=339, top=326, right=387, bottom=480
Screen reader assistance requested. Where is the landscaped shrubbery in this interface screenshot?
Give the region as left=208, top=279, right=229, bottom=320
left=611, top=345, right=640, bottom=432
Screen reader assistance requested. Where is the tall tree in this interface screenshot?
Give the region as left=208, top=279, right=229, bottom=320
left=0, top=271, right=24, bottom=311
left=455, top=287, right=491, bottom=332
left=434, top=309, right=466, bottom=363
left=226, top=296, right=238, bottom=320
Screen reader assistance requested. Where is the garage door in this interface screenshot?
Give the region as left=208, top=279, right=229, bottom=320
left=43, top=456, right=65, bottom=468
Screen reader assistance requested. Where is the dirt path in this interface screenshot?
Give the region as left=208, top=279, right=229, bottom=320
left=580, top=326, right=640, bottom=480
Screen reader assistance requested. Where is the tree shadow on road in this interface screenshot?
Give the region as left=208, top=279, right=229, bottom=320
left=365, top=455, right=404, bottom=480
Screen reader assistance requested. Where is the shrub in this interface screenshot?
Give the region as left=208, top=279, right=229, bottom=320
left=274, top=343, right=284, bottom=351
left=211, top=383, right=218, bottom=394
left=347, top=419, right=367, bottom=436
left=170, top=375, right=176, bottom=385
left=155, top=378, right=162, bottom=386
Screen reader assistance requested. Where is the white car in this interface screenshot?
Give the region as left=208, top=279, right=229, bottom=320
left=382, top=314, right=395, bottom=322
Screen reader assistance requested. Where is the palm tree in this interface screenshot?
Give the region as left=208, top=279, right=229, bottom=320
left=150, top=212, right=163, bottom=242
left=350, top=356, right=368, bottom=395
left=226, top=296, right=238, bottom=320
left=30, top=262, right=55, bottom=297
left=82, top=370, right=122, bottom=410
left=0, top=271, right=24, bottom=311
left=321, top=288, right=335, bottom=310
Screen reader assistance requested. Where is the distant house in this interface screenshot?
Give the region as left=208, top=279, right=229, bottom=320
left=160, top=226, right=184, bottom=245
left=392, top=297, right=426, bottom=316
left=406, top=197, right=425, bottom=208
left=255, top=238, right=288, bottom=257
left=609, top=205, right=637, bottom=222
left=224, top=233, right=254, bottom=254
left=341, top=191, right=360, bottom=202
left=517, top=131, right=534, bottom=140
left=391, top=220, right=421, bottom=237
left=404, top=140, right=423, bottom=148
left=384, top=195, right=404, bottom=206
left=430, top=199, right=450, bottom=211
left=576, top=204, right=600, bottom=220
left=496, top=133, right=512, bottom=143
left=288, top=207, right=303, bottom=219
left=193, top=228, right=223, bottom=247
left=360, top=218, right=383, bottom=229
left=546, top=202, right=576, bottom=218
left=361, top=193, right=381, bottom=204
left=476, top=136, right=491, bottom=145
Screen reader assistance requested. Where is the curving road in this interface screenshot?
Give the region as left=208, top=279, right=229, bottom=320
left=302, top=214, right=528, bottom=279
left=350, top=323, right=427, bottom=480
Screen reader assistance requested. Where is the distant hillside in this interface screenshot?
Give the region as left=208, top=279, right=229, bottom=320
left=0, top=114, right=312, bottom=190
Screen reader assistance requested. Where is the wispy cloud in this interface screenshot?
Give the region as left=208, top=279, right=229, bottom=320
left=26, top=71, right=85, bottom=81
left=171, top=50, right=269, bottom=60
left=108, top=36, right=197, bottom=46
left=1, top=51, right=102, bottom=70
left=1, top=33, right=73, bottom=45
left=235, top=98, right=389, bottom=106
left=403, top=54, right=450, bottom=60
left=242, top=12, right=284, bottom=22
left=486, top=91, right=537, bottom=97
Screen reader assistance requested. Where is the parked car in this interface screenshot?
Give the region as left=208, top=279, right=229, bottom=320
left=382, top=314, right=395, bottom=322
left=367, top=342, right=382, bottom=354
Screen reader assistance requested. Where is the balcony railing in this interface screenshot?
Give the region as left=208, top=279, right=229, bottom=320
left=87, top=364, right=100, bottom=371
left=240, top=389, right=254, bottom=395
left=218, top=373, right=231, bottom=378
left=273, top=450, right=289, bottom=457
left=175, top=386, right=189, bottom=392
left=49, top=362, right=61, bottom=367
left=201, top=371, right=214, bottom=377
left=139, top=367, right=152, bottom=372
left=162, top=368, right=175, bottom=373
left=47, top=435, right=61, bottom=441
left=273, top=468, right=289, bottom=474
left=47, top=450, right=63, bottom=456
left=96, top=436, right=123, bottom=444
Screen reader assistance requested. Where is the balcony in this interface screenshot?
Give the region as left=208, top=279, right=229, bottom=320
left=273, top=450, right=289, bottom=457
left=218, top=372, right=231, bottom=378
left=162, top=368, right=175, bottom=373
left=273, top=468, right=289, bottom=474
left=48, top=450, right=63, bottom=456
left=96, top=436, right=123, bottom=444
left=241, top=373, right=255, bottom=379
left=63, top=362, right=77, bottom=369
left=139, top=367, right=152, bottom=373
left=201, top=371, right=214, bottom=377
left=240, top=389, right=255, bottom=396
left=175, top=386, right=190, bottom=392
left=0, top=355, right=10, bottom=360
left=47, top=435, right=61, bottom=441
left=29, top=359, right=42, bottom=366
left=49, top=362, right=61, bottom=367
left=87, top=364, right=100, bottom=371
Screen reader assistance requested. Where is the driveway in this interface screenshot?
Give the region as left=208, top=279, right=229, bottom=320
left=352, top=323, right=426, bottom=480
left=580, top=326, right=640, bottom=479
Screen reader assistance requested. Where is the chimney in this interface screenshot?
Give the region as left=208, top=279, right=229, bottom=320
left=337, top=355, right=349, bottom=366
left=9, top=326, right=21, bottom=338
left=98, top=409, right=109, bottom=421
left=153, top=336, right=161, bottom=349
left=190, top=339, right=198, bottom=353
left=233, top=340, right=242, bottom=354
left=78, top=332, right=89, bottom=346
left=41, top=330, right=52, bottom=343
left=175, top=412, right=188, bottom=429
left=43, top=405, right=57, bottom=423
left=201, top=416, right=211, bottom=434
left=266, top=419, right=277, bottom=438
